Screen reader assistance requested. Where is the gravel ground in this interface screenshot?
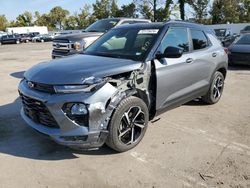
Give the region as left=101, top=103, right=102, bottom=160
left=0, top=42, right=250, bottom=188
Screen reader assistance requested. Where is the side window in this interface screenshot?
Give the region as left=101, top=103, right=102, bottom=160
left=159, top=27, right=189, bottom=53
left=191, top=30, right=209, bottom=50
left=120, top=21, right=134, bottom=25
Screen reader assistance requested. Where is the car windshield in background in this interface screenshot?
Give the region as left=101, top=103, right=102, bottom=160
left=215, top=29, right=226, bottom=37
left=244, top=26, right=250, bottom=31
left=84, top=28, right=159, bottom=61
left=235, top=34, right=250, bottom=45
left=84, top=19, right=119, bottom=33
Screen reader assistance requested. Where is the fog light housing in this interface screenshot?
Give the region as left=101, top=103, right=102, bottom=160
left=71, top=103, right=88, bottom=115
left=62, top=103, right=89, bottom=126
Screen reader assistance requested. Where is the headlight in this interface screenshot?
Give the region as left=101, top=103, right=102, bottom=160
left=71, top=103, right=88, bottom=115
left=74, top=42, right=81, bottom=50
left=54, top=85, right=95, bottom=93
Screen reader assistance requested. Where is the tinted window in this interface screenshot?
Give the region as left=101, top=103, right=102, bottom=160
left=215, top=29, right=226, bottom=37
left=85, top=19, right=119, bottom=32
left=235, top=34, right=250, bottom=45
left=120, top=21, right=134, bottom=25
left=191, top=30, right=209, bottom=50
left=244, top=26, right=250, bottom=31
left=159, top=27, right=189, bottom=53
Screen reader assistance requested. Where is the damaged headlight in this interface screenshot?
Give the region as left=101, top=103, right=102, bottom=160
left=71, top=103, right=88, bottom=115
left=54, top=77, right=105, bottom=94
left=54, top=85, right=95, bottom=93
left=62, top=103, right=89, bottom=126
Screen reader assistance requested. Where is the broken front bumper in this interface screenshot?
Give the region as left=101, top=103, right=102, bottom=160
left=18, top=79, right=118, bottom=149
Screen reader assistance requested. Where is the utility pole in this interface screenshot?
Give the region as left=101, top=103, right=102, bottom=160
left=153, top=0, right=157, bottom=22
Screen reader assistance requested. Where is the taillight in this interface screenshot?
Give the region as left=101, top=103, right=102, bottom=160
left=224, top=48, right=229, bottom=54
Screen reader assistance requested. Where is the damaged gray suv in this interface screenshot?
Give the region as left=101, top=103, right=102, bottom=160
left=18, top=21, right=228, bottom=152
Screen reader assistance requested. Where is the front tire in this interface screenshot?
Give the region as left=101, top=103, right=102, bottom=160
left=202, top=71, right=225, bottom=104
left=106, top=96, right=149, bottom=152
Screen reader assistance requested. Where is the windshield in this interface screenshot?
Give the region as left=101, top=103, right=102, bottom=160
left=84, top=28, right=159, bottom=61
left=235, top=34, right=250, bottom=45
left=214, top=29, right=226, bottom=37
left=244, top=26, right=250, bottom=31
left=85, top=19, right=119, bottom=33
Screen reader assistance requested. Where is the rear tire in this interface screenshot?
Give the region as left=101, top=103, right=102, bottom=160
left=16, top=40, right=20, bottom=44
left=202, top=71, right=225, bottom=104
left=106, top=96, right=149, bottom=152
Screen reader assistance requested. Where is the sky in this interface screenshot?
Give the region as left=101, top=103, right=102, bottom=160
left=0, top=0, right=133, bottom=21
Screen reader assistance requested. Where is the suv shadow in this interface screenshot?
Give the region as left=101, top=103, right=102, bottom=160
left=0, top=98, right=117, bottom=161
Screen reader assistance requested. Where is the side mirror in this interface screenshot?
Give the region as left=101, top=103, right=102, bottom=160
left=156, top=46, right=183, bottom=59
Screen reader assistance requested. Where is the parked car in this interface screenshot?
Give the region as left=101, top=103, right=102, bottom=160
left=228, top=33, right=250, bottom=66
left=0, top=31, right=7, bottom=38
left=214, top=28, right=236, bottom=47
left=52, top=18, right=151, bottom=59
left=32, top=34, right=53, bottom=42
left=0, top=34, right=21, bottom=45
left=240, top=25, right=250, bottom=34
left=28, top=32, right=40, bottom=40
left=18, top=21, right=228, bottom=152
left=20, top=33, right=31, bottom=43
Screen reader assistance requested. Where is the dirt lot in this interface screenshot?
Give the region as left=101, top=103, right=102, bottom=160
left=0, top=42, right=249, bottom=188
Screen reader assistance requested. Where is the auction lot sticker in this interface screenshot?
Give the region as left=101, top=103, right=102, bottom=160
left=138, top=29, right=159, bottom=34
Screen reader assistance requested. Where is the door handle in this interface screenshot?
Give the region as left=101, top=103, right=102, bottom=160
left=212, top=53, right=217, bottom=57
left=186, top=58, right=193, bottom=63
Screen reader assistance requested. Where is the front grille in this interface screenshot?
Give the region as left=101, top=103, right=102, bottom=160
left=20, top=93, right=59, bottom=128
left=25, top=80, right=55, bottom=94
left=53, top=39, right=71, bottom=51
left=52, top=49, right=70, bottom=55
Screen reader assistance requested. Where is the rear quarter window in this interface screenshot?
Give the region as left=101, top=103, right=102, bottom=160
left=191, top=30, right=209, bottom=50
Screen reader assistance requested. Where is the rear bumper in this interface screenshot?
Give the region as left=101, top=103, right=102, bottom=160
left=229, top=54, right=250, bottom=65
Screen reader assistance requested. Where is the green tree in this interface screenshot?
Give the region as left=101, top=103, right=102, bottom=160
left=49, top=6, right=69, bottom=29
left=64, top=15, right=77, bottom=30
left=156, top=0, right=173, bottom=21
left=93, top=0, right=110, bottom=19
left=210, top=0, right=241, bottom=24
left=187, top=0, right=209, bottom=23
left=110, top=0, right=119, bottom=17
left=34, top=11, right=54, bottom=30
left=116, top=3, right=137, bottom=17
left=0, top=15, right=8, bottom=31
left=210, top=0, right=224, bottom=24
left=75, top=5, right=97, bottom=29
left=239, top=0, right=250, bottom=22
left=135, top=0, right=172, bottom=21
left=135, top=0, right=154, bottom=20
left=16, top=11, right=33, bottom=26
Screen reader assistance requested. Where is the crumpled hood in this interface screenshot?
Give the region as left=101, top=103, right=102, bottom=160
left=24, top=54, right=142, bottom=85
left=229, top=44, right=250, bottom=53
left=54, top=32, right=103, bottom=41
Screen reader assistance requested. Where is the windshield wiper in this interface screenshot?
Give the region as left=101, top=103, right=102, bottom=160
left=96, top=53, right=122, bottom=58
